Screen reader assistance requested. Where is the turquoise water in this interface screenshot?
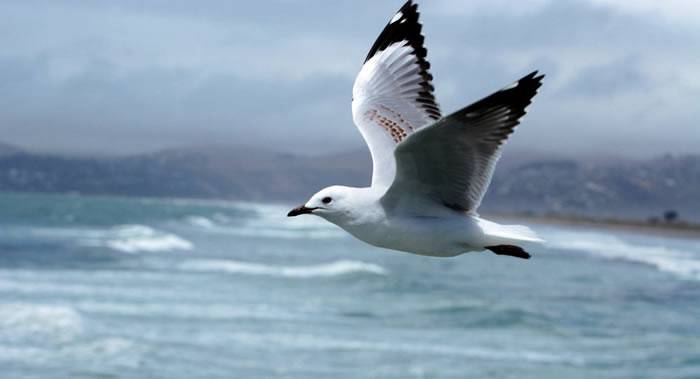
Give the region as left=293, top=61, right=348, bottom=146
left=0, top=192, right=699, bottom=378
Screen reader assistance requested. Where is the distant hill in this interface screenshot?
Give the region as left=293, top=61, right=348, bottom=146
left=0, top=142, right=23, bottom=156
left=484, top=154, right=700, bottom=221
left=0, top=144, right=371, bottom=202
left=0, top=143, right=698, bottom=222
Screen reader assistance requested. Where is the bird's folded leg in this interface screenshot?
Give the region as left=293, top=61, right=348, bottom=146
left=485, top=245, right=531, bottom=259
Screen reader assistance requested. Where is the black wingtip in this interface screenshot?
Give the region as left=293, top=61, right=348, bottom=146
left=519, top=70, right=545, bottom=88
left=365, top=1, right=422, bottom=63
left=495, top=71, right=544, bottom=106
left=362, top=0, right=441, bottom=120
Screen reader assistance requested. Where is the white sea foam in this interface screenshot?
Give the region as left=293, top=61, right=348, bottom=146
left=76, top=301, right=298, bottom=320
left=228, top=202, right=292, bottom=215
left=207, top=225, right=345, bottom=240
left=545, top=230, right=700, bottom=280
left=185, top=216, right=217, bottom=229
left=11, top=223, right=194, bottom=254
left=0, top=303, right=83, bottom=344
left=0, top=275, right=180, bottom=298
left=83, top=224, right=193, bottom=253
left=182, top=203, right=346, bottom=240
left=191, top=218, right=345, bottom=240
left=179, top=259, right=387, bottom=278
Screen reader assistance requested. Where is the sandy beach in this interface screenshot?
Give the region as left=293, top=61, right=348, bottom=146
left=488, top=213, right=700, bottom=239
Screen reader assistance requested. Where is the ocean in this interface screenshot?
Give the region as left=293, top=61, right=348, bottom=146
left=0, top=192, right=698, bottom=378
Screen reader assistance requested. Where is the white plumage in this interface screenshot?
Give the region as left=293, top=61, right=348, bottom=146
left=288, top=1, right=545, bottom=260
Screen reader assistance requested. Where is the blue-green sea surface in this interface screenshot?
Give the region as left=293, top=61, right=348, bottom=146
left=0, top=192, right=698, bottom=378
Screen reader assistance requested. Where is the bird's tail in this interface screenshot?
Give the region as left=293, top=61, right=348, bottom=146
left=490, top=224, right=544, bottom=243
left=478, top=218, right=544, bottom=244
left=479, top=221, right=543, bottom=260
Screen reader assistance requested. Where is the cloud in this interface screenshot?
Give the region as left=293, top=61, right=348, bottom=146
left=559, top=56, right=650, bottom=97
left=0, top=0, right=698, bottom=157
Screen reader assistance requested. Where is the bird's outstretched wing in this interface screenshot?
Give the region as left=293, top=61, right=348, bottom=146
left=352, top=0, right=440, bottom=190
left=381, top=72, right=544, bottom=214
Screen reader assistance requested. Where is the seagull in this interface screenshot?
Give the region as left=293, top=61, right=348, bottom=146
left=288, top=0, right=544, bottom=259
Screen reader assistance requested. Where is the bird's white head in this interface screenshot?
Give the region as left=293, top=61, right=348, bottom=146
left=287, top=185, right=360, bottom=224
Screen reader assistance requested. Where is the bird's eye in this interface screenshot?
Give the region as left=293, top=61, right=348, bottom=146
left=322, top=197, right=332, bottom=204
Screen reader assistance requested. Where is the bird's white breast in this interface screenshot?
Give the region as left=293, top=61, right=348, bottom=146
left=339, top=210, right=487, bottom=258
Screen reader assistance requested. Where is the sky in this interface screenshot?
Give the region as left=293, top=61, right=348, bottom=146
left=1, top=0, right=699, bottom=157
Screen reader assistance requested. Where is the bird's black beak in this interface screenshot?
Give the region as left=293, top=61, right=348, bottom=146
left=287, top=205, right=316, bottom=217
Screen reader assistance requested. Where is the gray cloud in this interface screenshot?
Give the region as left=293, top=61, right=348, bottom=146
left=0, top=0, right=698, bottom=157
left=560, top=56, right=650, bottom=97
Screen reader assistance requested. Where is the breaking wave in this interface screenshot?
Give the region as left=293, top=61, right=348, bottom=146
left=8, top=223, right=193, bottom=254
left=205, top=225, right=345, bottom=239
left=545, top=230, right=700, bottom=280
left=185, top=216, right=217, bottom=229
left=76, top=301, right=299, bottom=321
left=0, top=303, right=83, bottom=344
left=179, top=259, right=387, bottom=278
left=180, top=203, right=346, bottom=240
left=82, top=225, right=193, bottom=254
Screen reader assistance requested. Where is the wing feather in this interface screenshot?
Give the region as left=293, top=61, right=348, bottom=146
left=352, top=1, right=440, bottom=189
left=382, top=72, right=545, bottom=214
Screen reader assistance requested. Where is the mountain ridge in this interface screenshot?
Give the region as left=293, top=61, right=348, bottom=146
left=0, top=143, right=697, bottom=221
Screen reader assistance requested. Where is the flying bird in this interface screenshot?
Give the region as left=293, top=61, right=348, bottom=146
left=288, top=1, right=544, bottom=259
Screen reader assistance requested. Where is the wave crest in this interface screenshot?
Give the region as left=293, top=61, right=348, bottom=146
left=546, top=230, right=700, bottom=280
left=181, top=208, right=346, bottom=240
left=84, top=225, right=193, bottom=254
left=179, top=259, right=387, bottom=278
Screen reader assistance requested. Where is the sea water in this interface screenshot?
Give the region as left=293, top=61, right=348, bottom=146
left=0, top=192, right=698, bottom=378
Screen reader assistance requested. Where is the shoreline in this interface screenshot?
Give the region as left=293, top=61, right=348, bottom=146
left=487, top=213, right=700, bottom=239
left=2, top=191, right=698, bottom=239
